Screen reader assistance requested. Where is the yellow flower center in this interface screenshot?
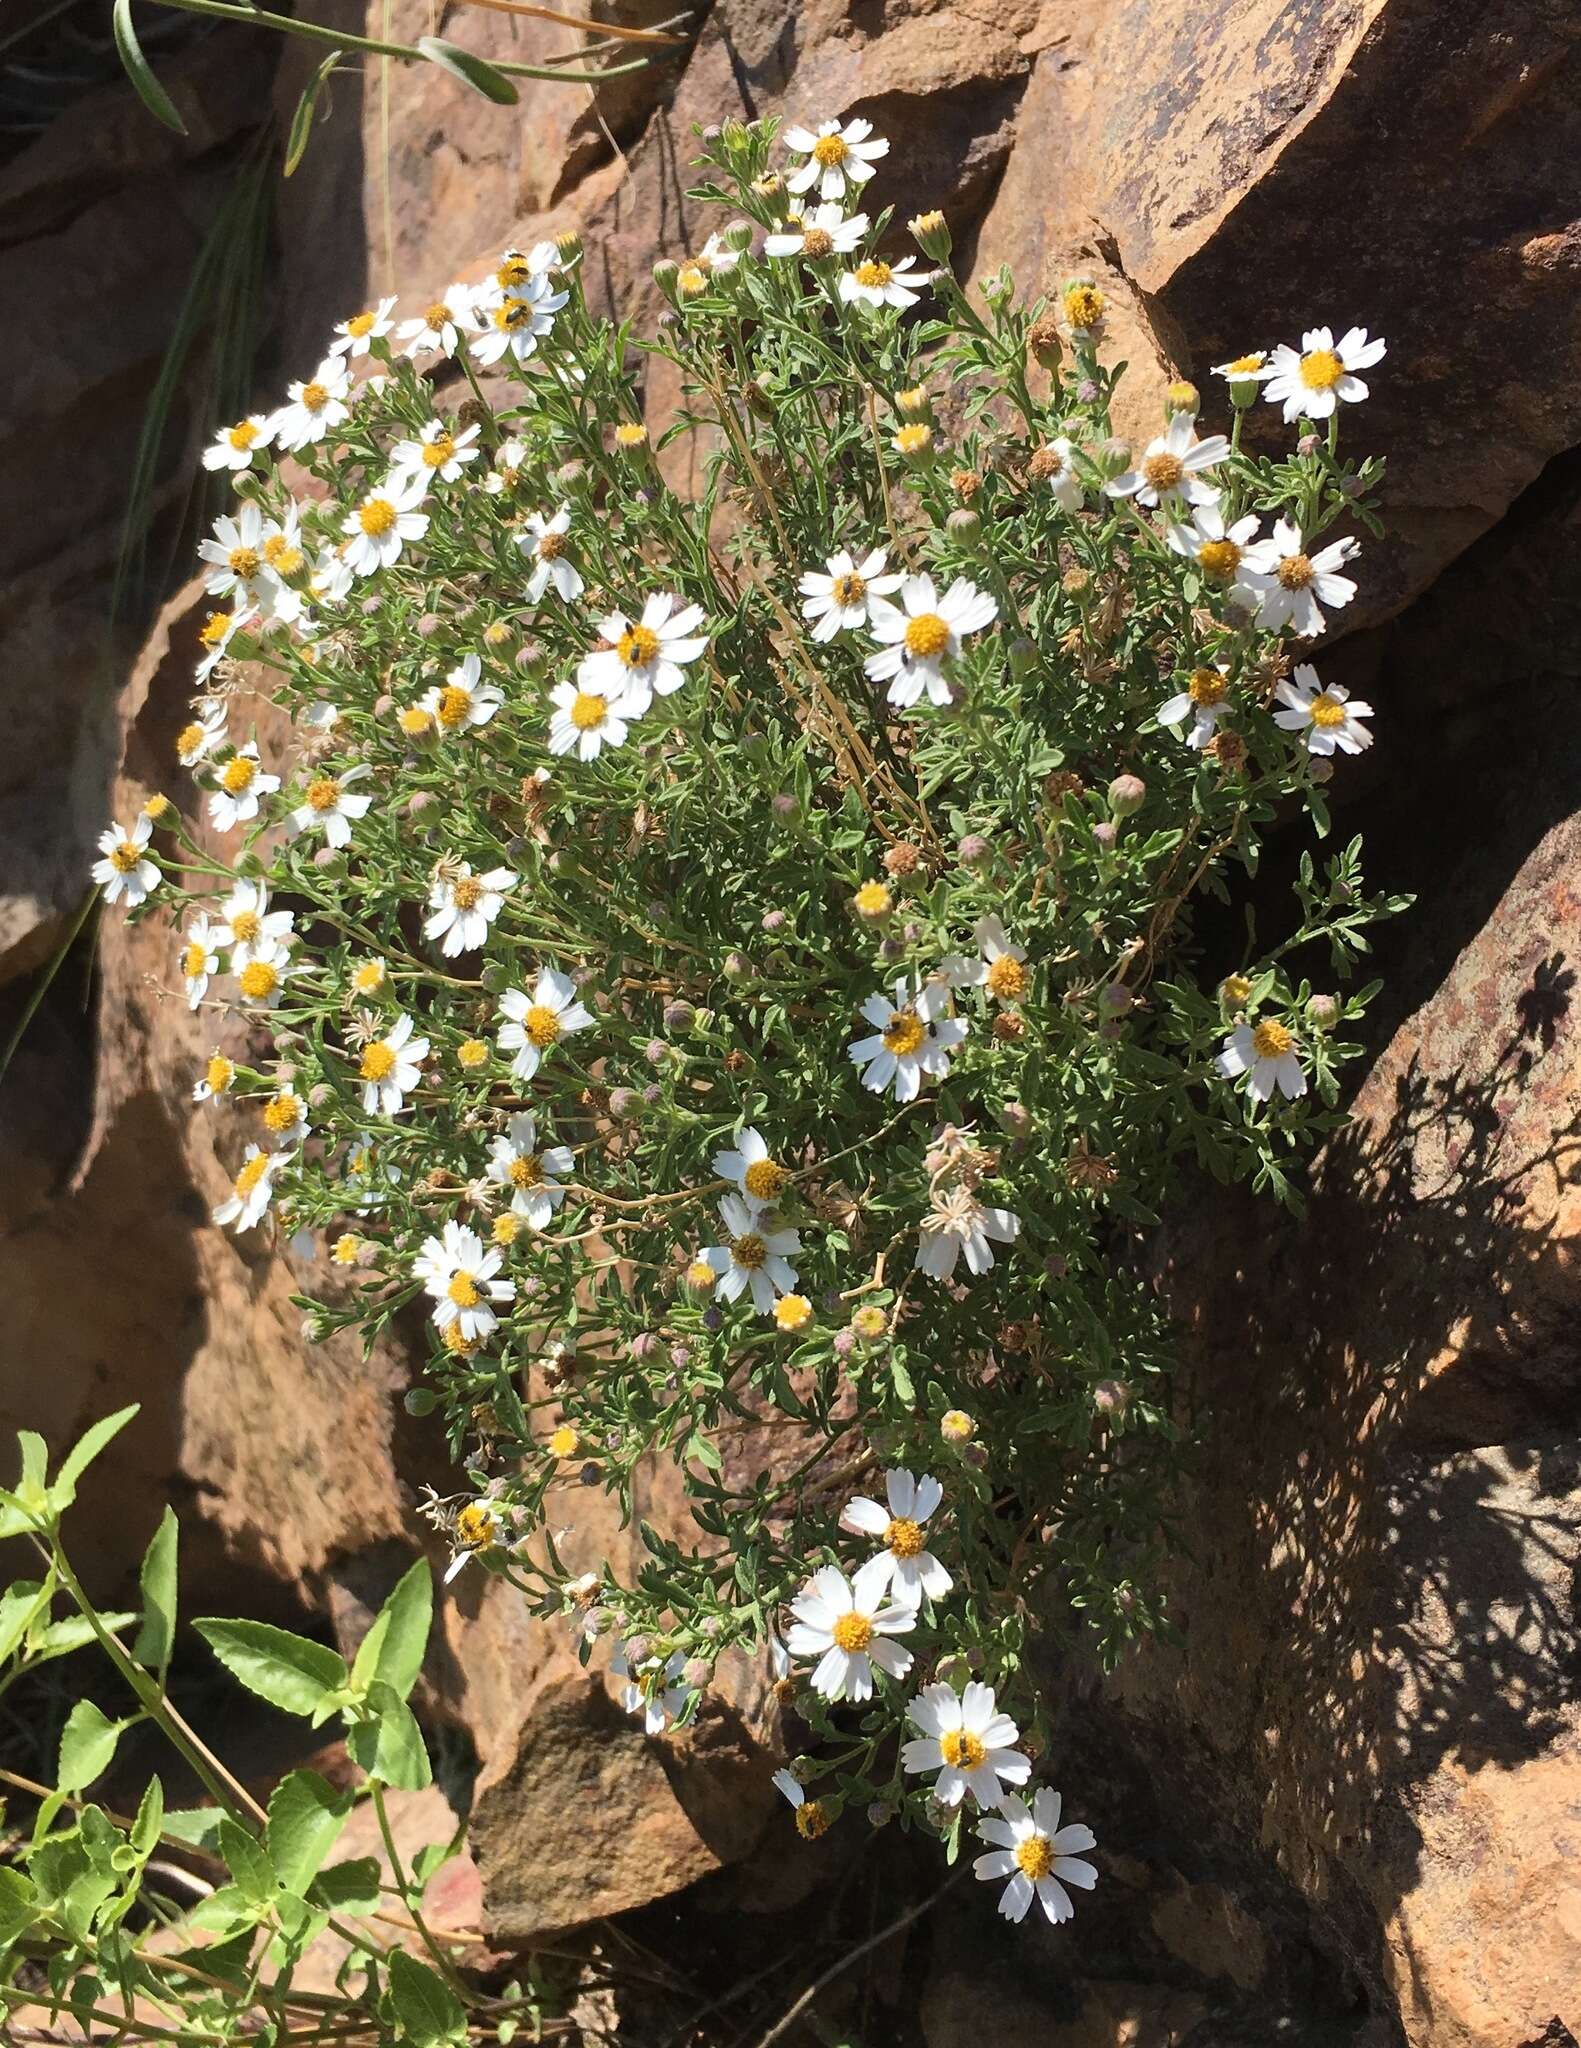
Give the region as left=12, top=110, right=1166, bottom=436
left=199, top=612, right=233, bottom=649
left=795, top=1800, right=830, bottom=1839
left=686, top=1258, right=717, bottom=1290
left=306, top=776, right=340, bottom=812
left=830, top=1610, right=871, bottom=1652
left=904, top=613, right=950, bottom=659
left=1308, top=691, right=1347, bottom=728
left=1189, top=668, right=1227, bottom=705
left=495, top=298, right=531, bottom=331
left=360, top=1041, right=397, bottom=1081
left=883, top=1009, right=925, bottom=1056
left=1014, top=1834, right=1055, bottom=1881
left=226, top=422, right=258, bottom=451
left=345, top=310, right=376, bottom=337
left=775, top=1292, right=813, bottom=1330
left=615, top=422, right=648, bottom=447
left=801, top=226, right=833, bottom=259
left=424, top=301, right=450, bottom=326
left=829, top=571, right=866, bottom=607
left=442, top=1323, right=479, bottom=1356
left=618, top=623, right=661, bottom=668
left=677, top=263, right=708, bottom=298
left=220, top=756, right=257, bottom=794
left=301, top=380, right=328, bottom=411
left=399, top=706, right=433, bottom=736
left=1221, top=975, right=1252, bottom=1006
left=436, top=686, right=473, bottom=728
left=205, top=1055, right=233, bottom=1092
left=421, top=432, right=456, bottom=469
left=109, top=841, right=142, bottom=874
left=1063, top=283, right=1104, bottom=329
left=731, top=1232, right=768, bottom=1271
left=812, top=134, right=848, bottom=167
left=885, top=1516, right=925, bottom=1559
left=570, top=691, right=608, bottom=731
left=548, top=1425, right=579, bottom=1459
left=333, top=1233, right=360, bottom=1263
left=359, top=498, right=397, bottom=538
left=855, top=258, right=891, bottom=289
left=893, top=422, right=932, bottom=455
left=1226, top=353, right=1264, bottom=375
left=447, top=1271, right=481, bottom=1308
left=508, top=1153, right=544, bottom=1188
left=233, top=1153, right=269, bottom=1198
left=524, top=1003, right=561, bottom=1048
left=939, top=1728, right=987, bottom=1771
left=451, top=876, right=484, bottom=910
left=1143, top=451, right=1185, bottom=493
left=1277, top=553, right=1314, bottom=590
left=1299, top=347, right=1344, bottom=391
left=853, top=881, right=892, bottom=919
left=353, top=961, right=385, bottom=993
left=536, top=530, right=566, bottom=559
left=743, top=1159, right=786, bottom=1201
left=986, top=954, right=1028, bottom=1001
left=228, top=546, right=260, bottom=580
left=456, top=1501, right=496, bottom=1549
left=265, top=538, right=303, bottom=575
left=176, top=721, right=205, bottom=757
left=229, top=909, right=261, bottom=944
left=182, top=941, right=209, bottom=979
left=1251, top=1020, right=1294, bottom=1059
left=492, top=1212, right=520, bottom=1243
left=262, top=1093, right=300, bottom=1133
left=459, top=1038, right=489, bottom=1069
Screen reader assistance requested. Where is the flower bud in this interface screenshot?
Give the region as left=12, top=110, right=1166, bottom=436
left=1099, top=982, right=1133, bottom=1016
left=723, top=951, right=750, bottom=980
left=867, top=1801, right=894, bottom=1829
left=908, top=209, right=952, bottom=260
left=957, top=831, right=990, bottom=868
left=1027, top=313, right=1062, bottom=372
left=896, top=384, right=930, bottom=418
left=946, top=506, right=981, bottom=544
left=683, top=1656, right=712, bottom=1690
left=555, top=227, right=582, bottom=261
left=406, top=790, right=439, bottom=820
left=360, top=595, right=380, bottom=618
left=1310, top=757, right=1335, bottom=784
left=652, top=258, right=681, bottom=303
left=628, top=1331, right=659, bottom=1362
left=644, top=1082, right=663, bottom=1106
left=999, top=1099, right=1030, bottom=1137
left=892, top=421, right=934, bottom=465
left=771, top=791, right=798, bottom=819
left=761, top=907, right=787, bottom=934
left=1008, top=637, right=1038, bottom=679
left=1165, top=379, right=1200, bottom=418
left=608, top=1086, right=638, bottom=1119
left=1092, top=820, right=1118, bottom=849
left=940, top=1408, right=975, bottom=1444
left=1108, top=773, right=1146, bottom=818
left=1307, top=993, right=1340, bottom=1029
left=742, top=379, right=776, bottom=420
left=1094, top=1377, right=1132, bottom=1417
left=663, top=1000, right=696, bottom=1035
left=1297, top=432, right=1321, bottom=457
left=723, top=217, right=753, bottom=252
left=479, top=961, right=510, bottom=994
left=644, top=1037, right=668, bottom=1066
left=313, top=846, right=343, bottom=874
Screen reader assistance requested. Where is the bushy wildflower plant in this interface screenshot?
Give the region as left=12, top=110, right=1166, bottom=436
left=100, top=117, right=1405, bottom=1922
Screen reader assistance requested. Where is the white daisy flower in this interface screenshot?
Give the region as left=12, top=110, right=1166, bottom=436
left=548, top=679, right=631, bottom=761
left=194, top=603, right=254, bottom=680
left=215, top=879, right=293, bottom=969
left=389, top=418, right=481, bottom=486
left=496, top=967, right=593, bottom=1081
left=942, top=916, right=1028, bottom=1003
left=1216, top=1018, right=1306, bottom=1103
left=174, top=698, right=228, bottom=768
left=578, top=593, right=708, bottom=717
left=413, top=1220, right=515, bottom=1343
left=486, top=1112, right=574, bottom=1230
left=974, top=1788, right=1098, bottom=1925
left=212, top=1144, right=288, bottom=1233
left=470, top=271, right=568, bottom=367
left=310, top=545, right=355, bottom=607
left=1164, top=503, right=1264, bottom=610
left=1273, top=663, right=1374, bottom=756
left=1157, top=663, right=1233, bottom=748
left=702, top=1193, right=801, bottom=1315
left=848, top=972, right=967, bottom=1102
left=177, top=915, right=221, bottom=1009
left=763, top=199, right=868, bottom=262
left=915, top=1188, right=1021, bottom=1280
left=839, top=1468, right=951, bottom=1603
left=207, top=743, right=281, bottom=834
left=259, top=1087, right=309, bottom=1151
left=519, top=507, right=585, bottom=603
left=864, top=574, right=997, bottom=709
left=92, top=815, right=160, bottom=907
left=1262, top=325, right=1386, bottom=423
left=712, top=1126, right=789, bottom=1211
left=1106, top=412, right=1229, bottom=511
left=341, top=473, right=429, bottom=577
left=798, top=547, right=903, bottom=641
left=421, top=654, right=503, bottom=737
left=192, top=1050, right=235, bottom=1103
left=903, top=1681, right=1031, bottom=1808
left=287, top=762, right=374, bottom=848
left=838, top=253, right=924, bottom=311
left=1212, top=349, right=1274, bottom=388
left=272, top=357, right=352, bottom=452
left=425, top=863, right=517, bottom=956
left=610, top=1643, right=694, bottom=1735
left=694, top=229, right=741, bottom=278
left=783, top=116, right=889, bottom=203
left=1240, top=519, right=1359, bottom=637
left=784, top=1555, right=916, bottom=1703
left=201, top=415, right=274, bottom=472
left=198, top=503, right=270, bottom=603
left=395, top=285, right=478, bottom=359
left=484, top=436, right=530, bottom=496
left=357, top=1012, right=430, bottom=1117
left=329, top=296, right=397, bottom=357
left=771, top=1769, right=832, bottom=1838
left=1034, top=437, right=1085, bottom=514
left=232, top=940, right=294, bottom=1011
left=442, top=1500, right=502, bottom=1584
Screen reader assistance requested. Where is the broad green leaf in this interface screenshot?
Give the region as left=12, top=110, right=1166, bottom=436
left=310, top=1854, right=381, bottom=1913
left=161, top=1807, right=226, bottom=1853
left=388, top=1949, right=467, bottom=2047
left=347, top=1684, right=431, bottom=1792
left=132, top=1506, right=178, bottom=1672
left=266, top=1770, right=351, bottom=1895
left=0, top=1579, right=51, bottom=1663
left=416, top=36, right=518, bottom=105
left=0, top=1867, right=38, bottom=1942
left=129, top=1776, right=165, bottom=1858
left=351, top=1558, right=432, bottom=1703
left=194, top=1619, right=347, bottom=1716
left=284, top=48, right=343, bottom=175
left=218, top=1817, right=274, bottom=1905
left=57, top=1701, right=123, bottom=1793
left=33, top=1611, right=139, bottom=1660
left=112, top=0, right=188, bottom=133
left=56, top=1405, right=139, bottom=1502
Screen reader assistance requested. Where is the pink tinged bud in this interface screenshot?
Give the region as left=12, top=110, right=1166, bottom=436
left=1108, top=774, right=1146, bottom=818
left=1094, top=1378, right=1132, bottom=1416
left=772, top=792, right=798, bottom=818
left=832, top=1328, right=856, bottom=1358
left=1092, top=821, right=1118, bottom=849
left=407, top=790, right=439, bottom=818
left=1307, top=993, right=1339, bottom=1029
left=683, top=1656, right=711, bottom=1690
left=1297, top=433, right=1321, bottom=457
left=999, top=1100, right=1030, bottom=1136
left=629, top=1332, right=659, bottom=1362
left=1099, top=983, right=1133, bottom=1015
left=417, top=613, right=442, bottom=638
left=761, top=908, right=787, bottom=932
left=662, top=1000, right=695, bottom=1034
left=957, top=832, right=990, bottom=867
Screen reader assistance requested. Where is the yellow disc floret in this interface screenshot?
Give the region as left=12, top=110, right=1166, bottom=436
left=883, top=1009, right=925, bottom=1056
left=830, top=1610, right=872, bottom=1652
left=1251, top=1019, right=1294, bottom=1059
left=903, top=612, right=950, bottom=659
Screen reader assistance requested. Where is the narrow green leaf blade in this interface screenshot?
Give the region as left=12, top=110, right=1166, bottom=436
left=193, top=1619, right=347, bottom=1716
left=132, top=1505, right=178, bottom=1672
left=416, top=36, right=519, bottom=105
left=352, top=1558, right=431, bottom=1703
left=284, top=48, right=343, bottom=176
left=112, top=0, right=189, bottom=135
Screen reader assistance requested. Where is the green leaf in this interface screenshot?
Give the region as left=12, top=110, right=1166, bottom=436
left=161, top=1807, right=226, bottom=1853
left=352, top=1558, right=432, bottom=1703
left=284, top=48, right=343, bottom=176
left=0, top=1579, right=51, bottom=1663
left=218, top=1817, right=274, bottom=1905
left=133, top=1506, right=178, bottom=1673
left=194, top=1619, right=347, bottom=1716
left=310, top=1855, right=381, bottom=1913
left=347, top=1684, right=432, bottom=1791
left=416, top=35, right=519, bottom=104
left=111, top=0, right=188, bottom=135
left=57, top=1701, right=123, bottom=1793
left=56, top=1405, right=139, bottom=1501
left=388, top=1949, right=467, bottom=2046
left=130, top=1776, right=165, bottom=1858
left=267, top=1770, right=351, bottom=1895
left=0, top=1867, right=38, bottom=1942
